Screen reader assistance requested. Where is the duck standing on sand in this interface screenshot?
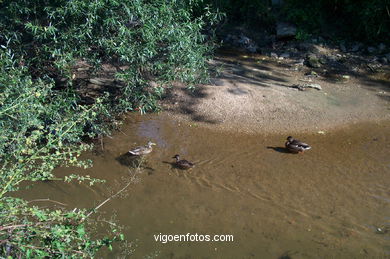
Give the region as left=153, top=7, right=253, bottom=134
left=172, top=154, right=194, bottom=169
left=128, top=141, right=156, bottom=156
left=285, top=136, right=311, bottom=153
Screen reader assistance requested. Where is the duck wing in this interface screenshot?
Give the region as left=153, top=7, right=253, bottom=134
left=129, top=145, right=148, bottom=155
left=291, top=139, right=311, bottom=149
left=178, top=160, right=194, bottom=169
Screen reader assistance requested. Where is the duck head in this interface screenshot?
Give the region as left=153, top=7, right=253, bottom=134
left=147, top=141, right=156, bottom=147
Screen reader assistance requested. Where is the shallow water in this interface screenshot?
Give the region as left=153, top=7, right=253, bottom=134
left=19, top=114, right=390, bottom=258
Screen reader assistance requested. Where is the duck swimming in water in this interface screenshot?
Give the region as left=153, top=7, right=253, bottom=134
left=128, top=141, right=156, bottom=156
left=285, top=136, right=311, bottom=153
left=172, top=154, right=194, bottom=169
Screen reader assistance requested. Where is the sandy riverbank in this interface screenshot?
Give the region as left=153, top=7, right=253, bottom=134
left=161, top=49, right=390, bottom=134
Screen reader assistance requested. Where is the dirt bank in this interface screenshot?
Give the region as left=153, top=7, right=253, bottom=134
left=162, top=48, right=390, bottom=134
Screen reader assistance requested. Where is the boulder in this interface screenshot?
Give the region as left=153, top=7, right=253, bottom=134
left=276, top=22, right=297, bottom=39
left=270, top=52, right=278, bottom=58
left=305, top=54, right=321, bottom=68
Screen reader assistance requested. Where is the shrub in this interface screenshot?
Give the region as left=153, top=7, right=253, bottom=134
left=0, top=0, right=220, bottom=113
left=0, top=0, right=220, bottom=257
left=0, top=49, right=120, bottom=257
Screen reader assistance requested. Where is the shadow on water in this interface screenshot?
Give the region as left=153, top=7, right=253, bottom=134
left=116, top=153, right=142, bottom=167
left=116, top=154, right=156, bottom=176
left=266, top=146, right=290, bottom=154
left=162, top=160, right=178, bottom=169
left=278, top=250, right=298, bottom=259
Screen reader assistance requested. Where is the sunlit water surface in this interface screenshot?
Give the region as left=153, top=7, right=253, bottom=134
left=19, top=114, right=390, bottom=258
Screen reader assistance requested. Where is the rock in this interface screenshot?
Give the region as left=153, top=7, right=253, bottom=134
left=379, top=57, right=388, bottom=64
left=280, top=53, right=290, bottom=58
left=246, top=44, right=258, bottom=53
left=225, top=33, right=258, bottom=53
left=296, top=59, right=305, bottom=65
left=367, top=46, right=376, bottom=54
left=306, top=54, right=321, bottom=68
left=290, top=84, right=305, bottom=91
left=378, top=43, right=386, bottom=52
left=238, top=35, right=250, bottom=45
left=327, top=55, right=337, bottom=62
left=340, top=43, right=347, bottom=52
left=304, top=83, right=322, bottom=90
left=270, top=52, right=278, bottom=58
left=276, top=22, right=297, bottom=39
left=296, top=42, right=315, bottom=52
left=350, top=42, right=363, bottom=52
left=290, top=83, right=322, bottom=91
left=305, top=71, right=318, bottom=77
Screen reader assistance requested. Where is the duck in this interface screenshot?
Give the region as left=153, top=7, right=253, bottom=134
left=172, top=154, right=194, bottom=169
left=285, top=136, right=311, bottom=153
left=128, top=141, right=156, bottom=156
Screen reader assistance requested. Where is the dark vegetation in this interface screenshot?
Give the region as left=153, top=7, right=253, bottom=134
left=0, top=0, right=388, bottom=257
left=203, top=0, right=390, bottom=43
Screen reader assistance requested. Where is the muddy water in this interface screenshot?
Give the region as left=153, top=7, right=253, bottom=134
left=19, top=114, right=390, bottom=258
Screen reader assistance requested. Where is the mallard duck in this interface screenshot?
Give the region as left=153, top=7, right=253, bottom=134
left=128, top=141, right=156, bottom=156
left=172, top=154, right=194, bottom=169
left=285, top=136, right=311, bottom=153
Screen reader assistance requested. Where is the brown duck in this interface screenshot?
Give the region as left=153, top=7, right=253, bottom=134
left=172, top=154, right=194, bottom=169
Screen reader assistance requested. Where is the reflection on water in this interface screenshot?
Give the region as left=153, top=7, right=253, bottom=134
left=18, top=114, right=390, bottom=258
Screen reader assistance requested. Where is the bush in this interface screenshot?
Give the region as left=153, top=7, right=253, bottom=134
left=0, top=0, right=220, bottom=257
left=0, top=0, right=219, bottom=113
left=0, top=49, right=119, bottom=257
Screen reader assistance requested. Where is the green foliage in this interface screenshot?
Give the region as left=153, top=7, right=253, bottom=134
left=283, top=0, right=390, bottom=43
left=0, top=0, right=220, bottom=112
left=295, top=29, right=312, bottom=41
left=0, top=197, right=123, bottom=258
left=0, top=50, right=119, bottom=257
left=0, top=49, right=109, bottom=195
left=0, top=0, right=219, bottom=257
